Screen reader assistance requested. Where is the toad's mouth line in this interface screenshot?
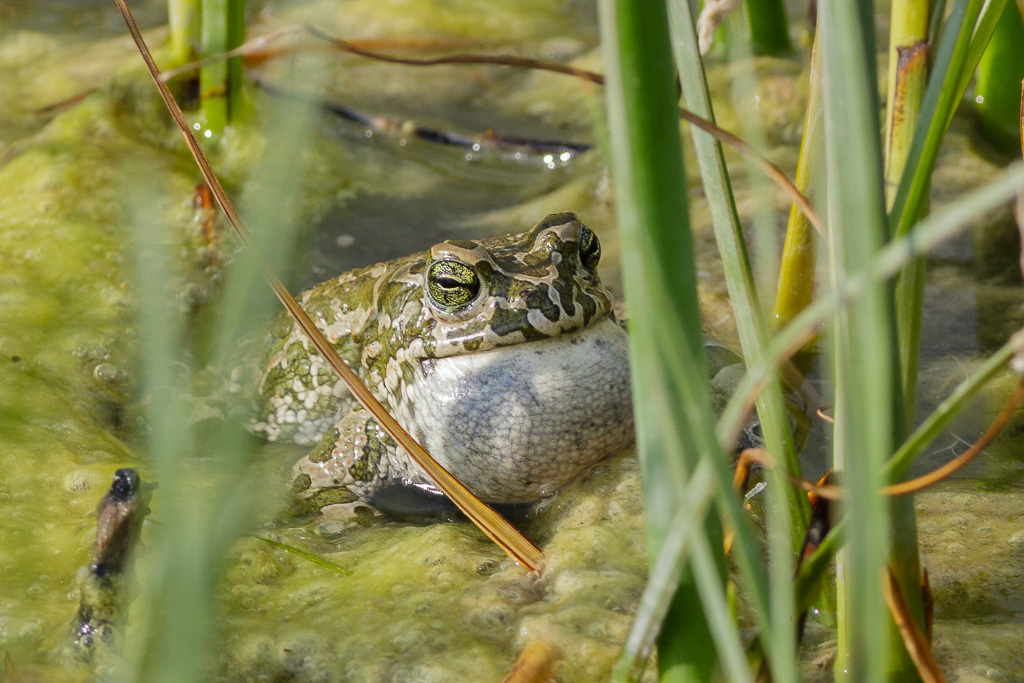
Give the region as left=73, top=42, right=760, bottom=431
left=417, top=314, right=628, bottom=377
left=422, top=310, right=624, bottom=363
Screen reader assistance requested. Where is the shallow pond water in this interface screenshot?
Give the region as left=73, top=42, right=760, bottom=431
left=1, top=1, right=1023, bottom=681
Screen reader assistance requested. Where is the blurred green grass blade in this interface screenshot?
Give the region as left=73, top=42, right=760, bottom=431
left=209, top=88, right=316, bottom=370
left=117, top=58, right=319, bottom=683
left=819, top=0, right=902, bottom=678
left=665, top=2, right=801, bottom=680
left=612, top=463, right=715, bottom=682
left=122, top=181, right=207, bottom=683
left=597, top=0, right=732, bottom=679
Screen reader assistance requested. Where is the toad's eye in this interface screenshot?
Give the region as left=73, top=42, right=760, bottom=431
left=427, top=260, right=481, bottom=309
left=578, top=226, right=601, bottom=270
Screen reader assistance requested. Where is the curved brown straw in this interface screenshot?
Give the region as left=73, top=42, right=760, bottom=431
left=740, top=379, right=1024, bottom=501
left=113, top=0, right=542, bottom=571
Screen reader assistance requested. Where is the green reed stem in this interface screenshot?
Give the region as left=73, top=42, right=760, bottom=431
left=199, top=0, right=244, bottom=131
left=598, top=0, right=735, bottom=679
left=975, top=2, right=1024, bottom=152
left=200, top=0, right=227, bottom=131
left=889, top=0, right=1007, bottom=240
left=168, top=0, right=200, bottom=67
left=772, top=32, right=822, bottom=330
left=881, top=12, right=933, bottom=666
left=884, top=0, right=930, bottom=212
left=743, top=0, right=794, bottom=54
left=819, top=0, right=910, bottom=679
left=667, top=2, right=803, bottom=679
left=884, top=8, right=1013, bottom=669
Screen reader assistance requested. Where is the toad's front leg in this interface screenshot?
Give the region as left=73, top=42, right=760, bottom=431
left=290, top=407, right=450, bottom=518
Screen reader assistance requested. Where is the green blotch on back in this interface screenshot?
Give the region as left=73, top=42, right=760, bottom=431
left=292, top=473, right=312, bottom=492
left=350, top=421, right=394, bottom=482
left=291, top=487, right=359, bottom=517
left=309, top=428, right=340, bottom=463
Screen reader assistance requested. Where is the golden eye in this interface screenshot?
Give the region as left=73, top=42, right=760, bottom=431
left=579, top=226, right=601, bottom=270
left=427, top=260, right=480, bottom=309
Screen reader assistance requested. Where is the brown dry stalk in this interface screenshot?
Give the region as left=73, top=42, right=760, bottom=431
left=881, top=379, right=1024, bottom=496
left=112, top=0, right=543, bottom=571
left=747, top=380, right=1024, bottom=501
left=883, top=567, right=948, bottom=683
left=502, top=641, right=563, bottom=683
left=34, top=87, right=100, bottom=116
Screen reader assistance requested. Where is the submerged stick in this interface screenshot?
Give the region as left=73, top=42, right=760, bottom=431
left=112, top=0, right=543, bottom=571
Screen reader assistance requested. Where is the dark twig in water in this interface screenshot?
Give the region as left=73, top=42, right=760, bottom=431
left=71, top=469, right=151, bottom=661
left=253, top=77, right=591, bottom=156
left=34, top=88, right=99, bottom=117
left=302, top=25, right=825, bottom=236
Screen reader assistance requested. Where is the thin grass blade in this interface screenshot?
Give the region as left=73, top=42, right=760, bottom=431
left=597, top=0, right=732, bottom=678
left=666, top=2, right=801, bottom=679
left=819, top=0, right=905, bottom=676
